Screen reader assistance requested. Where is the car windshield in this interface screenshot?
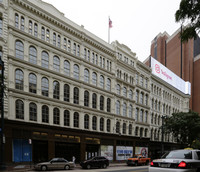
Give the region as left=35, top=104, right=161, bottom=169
left=161, top=150, right=192, bottom=159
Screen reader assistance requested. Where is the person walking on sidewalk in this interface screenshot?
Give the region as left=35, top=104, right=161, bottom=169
left=72, top=156, right=76, bottom=167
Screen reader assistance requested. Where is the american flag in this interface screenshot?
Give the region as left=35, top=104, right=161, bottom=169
left=109, top=18, right=112, bottom=28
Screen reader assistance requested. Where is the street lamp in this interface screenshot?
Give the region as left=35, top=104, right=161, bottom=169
left=0, top=55, right=5, bottom=170
left=161, top=115, right=167, bottom=156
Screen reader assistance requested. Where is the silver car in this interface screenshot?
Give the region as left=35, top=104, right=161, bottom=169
left=34, top=158, right=75, bottom=171
left=149, top=149, right=200, bottom=172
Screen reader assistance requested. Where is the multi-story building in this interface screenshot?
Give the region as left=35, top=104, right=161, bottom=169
left=145, top=27, right=200, bottom=114
left=0, top=0, right=190, bottom=164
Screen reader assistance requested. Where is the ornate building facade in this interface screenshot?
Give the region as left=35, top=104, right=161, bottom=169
left=0, top=0, right=190, bottom=163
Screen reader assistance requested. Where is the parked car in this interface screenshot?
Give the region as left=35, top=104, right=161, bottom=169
left=149, top=149, right=200, bottom=172
left=80, top=156, right=109, bottom=169
left=34, top=158, right=75, bottom=171
left=127, top=154, right=151, bottom=166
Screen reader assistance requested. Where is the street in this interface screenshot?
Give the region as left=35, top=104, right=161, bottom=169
left=30, top=166, right=149, bottom=172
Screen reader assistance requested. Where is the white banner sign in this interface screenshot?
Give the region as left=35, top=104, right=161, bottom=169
left=116, top=146, right=133, bottom=160
left=151, top=57, right=191, bottom=95
left=101, top=145, right=113, bottom=160
left=135, top=147, right=148, bottom=157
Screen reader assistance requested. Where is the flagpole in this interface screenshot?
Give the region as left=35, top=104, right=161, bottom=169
left=108, top=16, right=110, bottom=44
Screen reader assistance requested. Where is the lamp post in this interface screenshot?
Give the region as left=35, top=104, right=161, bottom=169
left=0, top=56, right=5, bottom=170
left=161, top=115, right=166, bottom=156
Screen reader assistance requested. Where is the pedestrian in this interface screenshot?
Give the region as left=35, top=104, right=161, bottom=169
left=72, top=156, right=76, bottom=167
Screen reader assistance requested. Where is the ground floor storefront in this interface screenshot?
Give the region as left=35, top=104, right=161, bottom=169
left=2, top=120, right=180, bottom=164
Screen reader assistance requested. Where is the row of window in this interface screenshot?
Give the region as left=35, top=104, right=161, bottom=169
left=15, top=99, right=148, bottom=137
left=117, top=52, right=135, bottom=67
left=15, top=13, right=112, bottom=72
left=135, top=90, right=148, bottom=106
left=15, top=41, right=112, bottom=90
left=15, top=69, right=112, bottom=112
left=116, top=84, right=134, bottom=100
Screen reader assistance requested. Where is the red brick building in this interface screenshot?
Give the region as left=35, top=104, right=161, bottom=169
left=145, top=27, right=200, bottom=113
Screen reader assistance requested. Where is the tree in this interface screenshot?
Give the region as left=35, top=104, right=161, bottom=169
left=163, top=110, right=200, bottom=147
left=175, top=0, right=200, bottom=41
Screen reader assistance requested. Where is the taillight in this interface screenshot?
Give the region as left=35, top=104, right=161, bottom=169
left=150, top=161, right=154, bottom=166
left=178, top=161, right=186, bottom=168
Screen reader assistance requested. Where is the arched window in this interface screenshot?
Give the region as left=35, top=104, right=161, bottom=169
left=42, top=105, right=49, bottom=123
left=74, top=112, right=79, bottom=128
left=53, top=56, right=60, bottom=72
left=68, top=40, right=71, bottom=52
left=15, top=69, right=24, bottom=90
left=136, top=90, right=139, bottom=103
left=84, top=69, right=89, bottom=83
left=129, top=124, right=132, bottom=135
left=29, top=73, right=37, bottom=93
left=100, top=118, right=104, bottom=131
left=29, top=46, right=37, bottom=64
left=116, top=100, right=120, bottom=115
left=29, top=102, right=37, bottom=121
left=140, top=109, right=143, bottom=122
left=123, top=103, right=127, bottom=116
left=129, top=104, right=133, bottom=118
left=15, top=40, right=24, bottom=59
left=140, top=92, right=144, bottom=104
left=92, top=93, right=97, bottom=109
left=87, top=50, right=90, bottom=61
left=92, top=72, right=97, bottom=86
left=20, top=16, right=24, bottom=31
left=41, top=51, right=49, bottom=68
left=123, top=123, right=126, bottom=134
left=100, top=96, right=104, bottom=110
left=34, top=23, right=38, bottom=37
left=57, top=35, right=61, bottom=48
left=116, top=122, right=120, bottom=133
left=73, top=64, right=79, bottom=80
left=135, top=108, right=138, bottom=121
left=53, top=32, right=56, bottom=46
left=84, top=91, right=89, bottom=107
left=129, top=90, right=133, bottom=99
left=145, top=111, right=148, bottom=123
left=16, top=99, right=24, bottom=119
left=73, top=87, right=79, bottom=104
left=46, top=29, right=50, bottom=42
left=15, top=13, right=19, bottom=28
left=41, top=77, right=49, bottom=97
left=107, top=119, right=111, bottom=132
left=116, top=84, right=120, bottom=95
left=123, top=87, right=127, bottom=97
left=135, top=127, right=139, bottom=136
left=53, top=108, right=60, bottom=125
left=41, top=27, right=45, bottom=40
left=140, top=128, right=143, bottom=138
left=64, top=84, right=70, bottom=102
left=92, top=116, right=97, bottom=130
left=144, top=129, right=148, bottom=137
left=77, top=45, right=80, bottom=56
left=84, top=114, right=89, bottom=129
left=53, top=81, right=60, bottom=99
left=73, top=43, right=76, bottom=55
left=107, top=78, right=111, bottom=91
left=99, top=75, right=104, bottom=88
left=64, top=60, right=70, bottom=76
left=107, top=98, right=111, bottom=112
left=64, top=110, right=70, bottom=126
left=29, top=20, right=32, bottom=34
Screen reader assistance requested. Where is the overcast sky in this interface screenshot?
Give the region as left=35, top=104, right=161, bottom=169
left=42, top=0, right=181, bottom=62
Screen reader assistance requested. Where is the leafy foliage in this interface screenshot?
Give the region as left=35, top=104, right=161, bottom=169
left=163, top=110, right=200, bottom=146
left=175, top=0, right=200, bottom=41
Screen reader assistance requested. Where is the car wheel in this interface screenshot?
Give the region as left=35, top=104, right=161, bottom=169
left=135, top=161, right=138, bottom=166
left=64, top=165, right=70, bottom=170
left=41, top=165, right=47, bottom=171
left=102, top=163, right=107, bottom=168
left=146, top=161, right=149, bottom=165
left=87, top=164, right=91, bottom=169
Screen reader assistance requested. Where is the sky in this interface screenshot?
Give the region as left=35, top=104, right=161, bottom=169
left=42, top=0, right=182, bottom=62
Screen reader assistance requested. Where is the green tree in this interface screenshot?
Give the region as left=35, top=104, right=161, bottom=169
left=175, top=0, right=200, bottom=41
left=163, top=110, right=200, bottom=147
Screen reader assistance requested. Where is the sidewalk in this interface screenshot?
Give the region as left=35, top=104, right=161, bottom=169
left=1, top=162, right=127, bottom=172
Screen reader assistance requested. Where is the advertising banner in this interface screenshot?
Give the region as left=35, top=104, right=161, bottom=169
left=151, top=57, right=191, bottom=95
left=116, top=146, right=133, bottom=160
left=100, top=145, right=113, bottom=160
left=135, top=147, right=148, bottom=157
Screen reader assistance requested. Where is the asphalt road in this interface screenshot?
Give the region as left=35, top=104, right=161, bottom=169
left=30, top=166, right=149, bottom=172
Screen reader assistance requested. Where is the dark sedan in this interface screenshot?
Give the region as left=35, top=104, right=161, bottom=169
left=80, top=156, right=109, bottom=169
